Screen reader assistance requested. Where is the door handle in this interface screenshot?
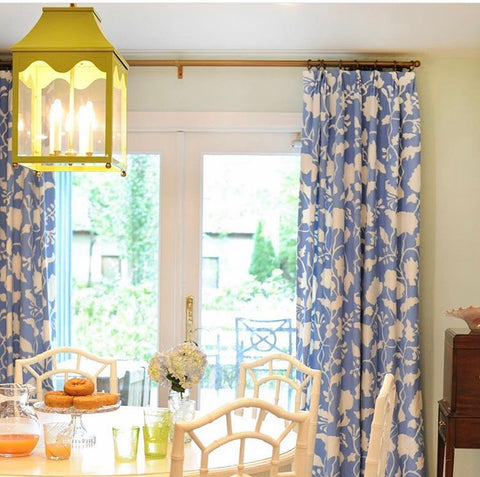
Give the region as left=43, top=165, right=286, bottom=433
left=185, top=295, right=194, bottom=341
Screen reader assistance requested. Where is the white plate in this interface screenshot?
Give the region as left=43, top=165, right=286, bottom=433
left=33, top=401, right=120, bottom=415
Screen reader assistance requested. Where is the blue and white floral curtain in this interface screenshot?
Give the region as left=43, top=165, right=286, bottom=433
left=297, top=68, right=423, bottom=477
left=0, top=70, right=56, bottom=382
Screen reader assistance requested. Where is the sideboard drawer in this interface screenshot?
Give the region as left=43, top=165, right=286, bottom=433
left=455, top=417, right=480, bottom=447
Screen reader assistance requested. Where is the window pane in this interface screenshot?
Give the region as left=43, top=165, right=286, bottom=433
left=69, top=154, right=160, bottom=364
left=199, top=154, right=300, bottom=410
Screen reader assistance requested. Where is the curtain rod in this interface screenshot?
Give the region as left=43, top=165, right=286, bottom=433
left=0, top=58, right=421, bottom=78
left=128, top=59, right=420, bottom=79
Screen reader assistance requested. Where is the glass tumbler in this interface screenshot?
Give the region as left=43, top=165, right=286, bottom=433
left=112, top=426, right=140, bottom=462
left=143, top=408, right=171, bottom=459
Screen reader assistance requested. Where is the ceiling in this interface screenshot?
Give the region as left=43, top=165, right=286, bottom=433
left=1, top=2, right=480, bottom=60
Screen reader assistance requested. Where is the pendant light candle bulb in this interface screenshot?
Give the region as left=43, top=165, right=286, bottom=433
left=65, top=111, right=75, bottom=154
left=49, top=99, right=63, bottom=154
left=78, top=101, right=95, bottom=155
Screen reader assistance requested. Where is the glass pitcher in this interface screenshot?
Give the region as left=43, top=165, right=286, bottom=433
left=0, top=383, right=41, bottom=457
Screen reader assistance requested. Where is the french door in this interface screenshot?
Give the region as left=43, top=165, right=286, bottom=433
left=128, top=113, right=301, bottom=408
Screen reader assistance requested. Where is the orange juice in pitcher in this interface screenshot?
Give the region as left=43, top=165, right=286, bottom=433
left=0, top=384, right=40, bottom=457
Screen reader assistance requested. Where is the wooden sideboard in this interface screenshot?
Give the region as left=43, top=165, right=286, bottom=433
left=437, top=328, right=480, bottom=477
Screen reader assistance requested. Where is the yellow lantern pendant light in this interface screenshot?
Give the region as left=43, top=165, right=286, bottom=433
left=11, top=4, right=128, bottom=176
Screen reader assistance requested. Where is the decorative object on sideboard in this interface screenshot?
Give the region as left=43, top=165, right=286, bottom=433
left=445, top=306, right=480, bottom=333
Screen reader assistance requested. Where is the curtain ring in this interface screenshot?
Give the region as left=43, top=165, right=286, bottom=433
left=320, top=59, right=326, bottom=70
left=339, top=60, right=343, bottom=70
left=409, top=60, right=415, bottom=71
left=307, top=59, right=312, bottom=71
left=393, top=61, right=398, bottom=72
left=374, top=60, right=379, bottom=70
left=355, top=60, right=360, bottom=70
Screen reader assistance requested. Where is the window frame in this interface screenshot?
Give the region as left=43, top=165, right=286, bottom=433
left=57, top=111, right=301, bottom=407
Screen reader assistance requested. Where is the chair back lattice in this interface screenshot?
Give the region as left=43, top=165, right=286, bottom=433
left=236, top=353, right=320, bottom=477
left=170, top=397, right=309, bottom=477
left=14, top=346, right=118, bottom=402
left=364, top=373, right=396, bottom=477
left=235, top=318, right=294, bottom=384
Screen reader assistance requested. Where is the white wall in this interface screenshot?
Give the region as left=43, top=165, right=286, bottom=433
left=128, top=66, right=303, bottom=112
left=417, top=55, right=480, bottom=477
left=127, top=54, right=480, bottom=477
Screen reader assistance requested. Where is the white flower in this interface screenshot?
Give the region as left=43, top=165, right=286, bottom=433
left=148, top=342, right=207, bottom=393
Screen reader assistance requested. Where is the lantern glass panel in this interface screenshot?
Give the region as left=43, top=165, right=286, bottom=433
left=18, top=60, right=107, bottom=159
left=17, top=81, right=32, bottom=157
left=112, top=64, right=127, bottom=170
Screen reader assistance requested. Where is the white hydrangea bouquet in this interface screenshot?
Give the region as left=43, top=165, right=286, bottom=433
left=147, top=341, right=207, bottom=395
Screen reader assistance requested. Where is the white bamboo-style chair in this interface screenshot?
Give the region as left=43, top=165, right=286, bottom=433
left=170, top=397, right=309, bottom=477
left=364, top=373, right=396, bottom=477
left=236, top=352, right=321, bottom=477
left=14, top=346, right=118, bottom=402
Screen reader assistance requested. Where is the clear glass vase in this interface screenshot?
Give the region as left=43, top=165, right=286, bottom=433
left=0, top=384, right=41, bottom=457
left=168, top=389, right=195, bottom=443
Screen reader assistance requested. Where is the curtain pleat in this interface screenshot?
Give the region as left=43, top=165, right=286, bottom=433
left=0, top=70, right=56, bottom=383
left=297, top=69, right=424, bottom=477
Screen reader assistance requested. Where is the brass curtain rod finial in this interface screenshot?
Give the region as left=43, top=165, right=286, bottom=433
left=411, top=60, right=421, bottom=70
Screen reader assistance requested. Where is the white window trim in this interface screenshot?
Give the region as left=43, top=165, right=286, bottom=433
left=128, top=112, right=302, bottom=406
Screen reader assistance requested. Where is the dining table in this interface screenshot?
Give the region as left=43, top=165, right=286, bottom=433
left=0, top=405, right=296, bottom=477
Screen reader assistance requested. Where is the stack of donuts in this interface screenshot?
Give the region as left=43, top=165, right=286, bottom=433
left=44, top=377, right=119, bottom=410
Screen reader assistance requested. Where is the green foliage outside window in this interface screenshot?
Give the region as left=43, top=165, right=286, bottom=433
left=204, top=270, right=294, bottom=311
left=73, top=280, right=157, bottom=362
left=70, top=154, right=299, bottom=370
left=78, top=155, right=159, bottom=286
left=248, top=221, right=277, bottom=281
left=71, top=155, right=159, bottom=361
